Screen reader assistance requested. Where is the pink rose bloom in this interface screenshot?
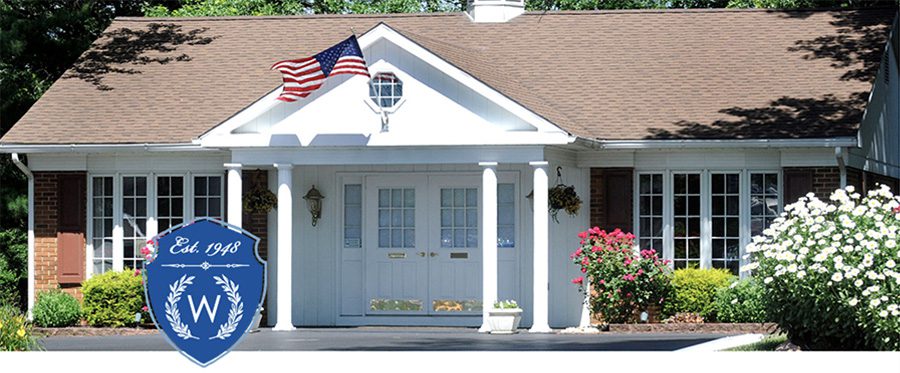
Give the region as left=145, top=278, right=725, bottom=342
left=624, top=258, right=632, bottom=266
left=133, top=268, right=141, bottom=276
left=572, top=277, right=584, bottom=285
left=637, top=268, right=644, bottom=276
left=581, top=267, right=587, bottom=273
left=142, top=305, right=148, bottom=312
left=591, top=246, right=601, bottom=252
left=598, top=279, right=605, bottom=285
left=578, top=231, right=588, bottom=239
left=140, top=246, right=151, bottom=255
left=625, top=292, right=632, bottom=298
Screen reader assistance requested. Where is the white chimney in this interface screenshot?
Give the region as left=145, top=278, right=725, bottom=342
left=466, top=0, right=525, bottom=23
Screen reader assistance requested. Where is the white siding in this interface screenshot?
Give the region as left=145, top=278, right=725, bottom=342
left=851, top=34, right=900, bottom=179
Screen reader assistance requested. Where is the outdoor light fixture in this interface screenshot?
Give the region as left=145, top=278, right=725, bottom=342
left=303, top=185, right=324, bottom=227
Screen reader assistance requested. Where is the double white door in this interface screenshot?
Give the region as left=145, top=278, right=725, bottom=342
left=365, top=174, right=482, bottom=315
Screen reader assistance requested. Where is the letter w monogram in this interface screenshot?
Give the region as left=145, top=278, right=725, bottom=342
left=187, top=295, right=221, bottom=323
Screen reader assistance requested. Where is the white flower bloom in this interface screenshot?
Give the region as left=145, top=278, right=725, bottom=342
left=880, top=310, right=888, bottom=317
left=731, top=298, right=738, bottom=305
left=832, top=272, right=844, bottom=282
left=849, top=298, right=859, bottom=306
left=871, top=298, right=882, bottom=307
left=887, top=260, right=896, bottom=269
left=764, top=277, right=773, bottom=284
left=854, top=279, right=864, bottom=287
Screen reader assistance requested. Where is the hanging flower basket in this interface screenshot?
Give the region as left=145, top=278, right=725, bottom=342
left=243, top=185, right=277, bottom=214
left=549, top=183, right=581, bottom=223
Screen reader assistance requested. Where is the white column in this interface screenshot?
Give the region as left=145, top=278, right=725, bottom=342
left=273, top=163, right=295, bottom=331
left=478, top=162, right=499, bottom=333
left=112, top=172, right=124, bottom=272
left=225, top=163, right=243, bottom=228
left=578, top=277, right=591, bottom=328
left=529, top=161, right=551, bottom=333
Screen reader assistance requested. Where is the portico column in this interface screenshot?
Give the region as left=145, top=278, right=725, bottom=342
left=479, top=162, right=499, bottom=333
left=225, top=163, right=242, bottom=228
left=529, top=161, right=552, bottom=333
left=273, top=163, right=295, bottom=331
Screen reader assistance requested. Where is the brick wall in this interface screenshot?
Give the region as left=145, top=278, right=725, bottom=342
left=241, top=169, right=270, bottom=324
left=33, top=171, right=85, bottom=300
left=589, top=168, right=634, bottom=233
left=786, top=166, right=900, bottom=199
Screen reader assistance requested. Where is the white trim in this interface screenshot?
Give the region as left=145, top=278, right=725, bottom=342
left=112, top=172, right=124, bottom=272
left=0, top=143, right=206, bottom=154
left=579, top=137, right=858, bottom=150
left=10, top=154, right=35, bottom=319
left=231, top=146, right=547, bottom=166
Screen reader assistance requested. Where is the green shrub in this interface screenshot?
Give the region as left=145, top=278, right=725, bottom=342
left=748, top=186, right=900, bottom=350
left=714, top=278, right=767, bottom=323
left=32, top=290, right=82, bottom=327
left=0, top=305, right=39, bottom=351
left=82, top=270, right=144, bottom=327
left=664, top=268, right=735, bottom=320
left=0, top=228, right=27, bottom=309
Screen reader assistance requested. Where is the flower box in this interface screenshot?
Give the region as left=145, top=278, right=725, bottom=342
left=488, top=308, right=522, bottom=334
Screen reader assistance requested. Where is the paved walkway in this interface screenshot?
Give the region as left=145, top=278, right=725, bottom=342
left=40, top=327, right=726, bottom=351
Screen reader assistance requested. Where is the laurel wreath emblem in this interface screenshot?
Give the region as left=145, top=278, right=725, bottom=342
left=165, top=275, right=198, bottom=340
left=209, top=275, right=244, bottom=340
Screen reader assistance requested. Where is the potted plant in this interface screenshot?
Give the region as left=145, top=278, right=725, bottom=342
left=488, top=300, right=522, bottom=334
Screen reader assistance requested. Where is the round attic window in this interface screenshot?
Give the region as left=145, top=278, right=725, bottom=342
left=369, top=72, right=402, bottom=108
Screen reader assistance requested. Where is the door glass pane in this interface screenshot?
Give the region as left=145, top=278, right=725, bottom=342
left=673, top=173, right=700, bottom=268
left=440, top=188, right=478, bottom=248
left=711, top=173, right=740, bottom=275
left=751, top=172, right=780, bottom=237
left=377, top=188, right=415, bottom=248
left=194, top=176, right=223, bottom=220
left=122, top=176, right=147, bottom=271
left=157, top=176, right=184, bottom=232
left=498, top=183, right=515, bottom=248
left=343, top=184, right=362, bottom=248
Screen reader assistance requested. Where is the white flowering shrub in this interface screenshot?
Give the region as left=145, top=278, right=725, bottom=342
left=745, top=185, right=900, bottom=351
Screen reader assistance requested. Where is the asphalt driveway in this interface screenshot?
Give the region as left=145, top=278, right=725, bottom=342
left=40, top=327, right=725, bottom=351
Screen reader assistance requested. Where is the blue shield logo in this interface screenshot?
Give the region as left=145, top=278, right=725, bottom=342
left=144, top=218, right=266, bottom=366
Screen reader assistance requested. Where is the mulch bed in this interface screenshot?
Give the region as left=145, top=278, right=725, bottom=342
left=604, top=322, right=779, bottom=334
left=34, top=326, right=159, bottom=337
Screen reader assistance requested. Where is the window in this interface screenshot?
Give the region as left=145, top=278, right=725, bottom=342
left=194, top=176, right=222, bottom=220
left=750, top=173, right=780, bottom=237
left=122, top=176, right=147, bottom=270
left=440, top=188, right=477, bottom=248
left=369, top=72, right=402, bottom=108
left=672, top=173, right=701, bottom=269
left=497, top=183, right=515, bottom=248
left=344, top=184, right=362, bottom=248
left=638, top=174, right=664, bottom=251
left=91, top=177, right=114, bottom=274
left=157, top=176, right=184, bottom=232
left=711, top=173, right=740, bottom=273
left=378, top=188, right=415, bottom=248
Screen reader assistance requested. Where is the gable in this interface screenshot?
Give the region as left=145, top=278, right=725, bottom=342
left=201, top=24, right=571, bottom=148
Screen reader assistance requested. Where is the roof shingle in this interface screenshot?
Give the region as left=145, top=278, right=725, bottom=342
left=1, top=8, right=894, bottom=144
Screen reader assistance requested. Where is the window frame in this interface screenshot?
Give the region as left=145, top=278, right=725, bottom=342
left=191, top=173, right=225, bottom=221
left=633, top=168, right=782, bottom=277
left=120, top=174, right=149, bottom=271
left=368, top=71, right=403, bottom=109
left=87, top=175, right=116, bottom=275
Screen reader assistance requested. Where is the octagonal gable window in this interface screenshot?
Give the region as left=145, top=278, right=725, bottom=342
left=369, top=72, right=402, bottom=108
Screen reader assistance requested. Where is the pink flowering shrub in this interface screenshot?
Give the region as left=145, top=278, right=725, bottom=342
left=571, top=227, right=672, bottom=323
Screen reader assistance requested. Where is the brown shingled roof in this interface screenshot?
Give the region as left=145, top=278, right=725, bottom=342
left=1, top=8, right=895, bottom=144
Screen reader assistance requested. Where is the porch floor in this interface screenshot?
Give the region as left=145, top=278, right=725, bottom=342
left=39, top=327, right=727, bottom=351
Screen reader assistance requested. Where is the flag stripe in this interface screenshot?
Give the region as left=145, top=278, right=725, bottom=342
left=272, top=35, right=369, bottom=102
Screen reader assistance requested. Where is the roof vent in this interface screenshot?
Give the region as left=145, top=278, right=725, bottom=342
left=466, top=0, right=524, bottom=23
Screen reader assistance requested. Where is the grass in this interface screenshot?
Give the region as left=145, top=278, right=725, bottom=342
left=724, top=334, right=788, bottom=351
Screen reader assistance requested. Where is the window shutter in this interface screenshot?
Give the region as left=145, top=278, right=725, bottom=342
left=783, top=169, right=813, bottom=206
left=57, top=174, right=86, bottom=284
left=603, top=169, right=634, bottom=234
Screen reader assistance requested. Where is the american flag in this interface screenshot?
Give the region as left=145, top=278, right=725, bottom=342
left=271, top=35, right=370, bottom=102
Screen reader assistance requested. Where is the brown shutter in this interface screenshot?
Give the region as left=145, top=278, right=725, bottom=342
left=603, top=169, right=634, bottom=234
left=783, top=169, right=813, bottom=205
left=57, top=174, right=86, bottom=284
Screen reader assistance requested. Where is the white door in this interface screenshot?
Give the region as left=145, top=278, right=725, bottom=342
left=364, top=175, right=428, bottom=315
left=427, top=176, right=483, bottom=315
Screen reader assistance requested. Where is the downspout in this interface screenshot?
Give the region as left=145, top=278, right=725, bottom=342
left=10, top=154, right=34, bottom=320
left=835, top=147, right=848, bottom=188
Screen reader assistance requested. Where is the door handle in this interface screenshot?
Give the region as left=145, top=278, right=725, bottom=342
left=429, top=252, right=439, bottom=258
left=417, top=252, right=426, bottom=257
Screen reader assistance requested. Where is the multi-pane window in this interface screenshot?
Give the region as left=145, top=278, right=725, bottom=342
left=369, top=72, right=403, bottom=108
left=750, top=173, right=780, bottom=237
left=122, top=176, right=147, bottom=270
left=440, top=188, right=478, bottom=248
left=193, top=176, right=222, bottom=220
left=157, top=176, right=184, bottom=232
left=344, top=184, right=362, bottom=248
left=378, top=188, right=415, bottom=248
left=672, top=173, right=701, bottom=269
left=497, top=183, right=515, bottom=248
left=92, top=177, right=114, bottom=274
left=711, top=173, right=740, bottom=273
left=638, top=174, right=664, bottom=251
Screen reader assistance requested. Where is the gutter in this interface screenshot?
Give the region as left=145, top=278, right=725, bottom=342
left=575, top=137, right=859, bottom=150
left=836, top=147, right=849, bottom=188
left=10, top=154, right=34, bottom=320
left=0, top=143, right=209, bottom=154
